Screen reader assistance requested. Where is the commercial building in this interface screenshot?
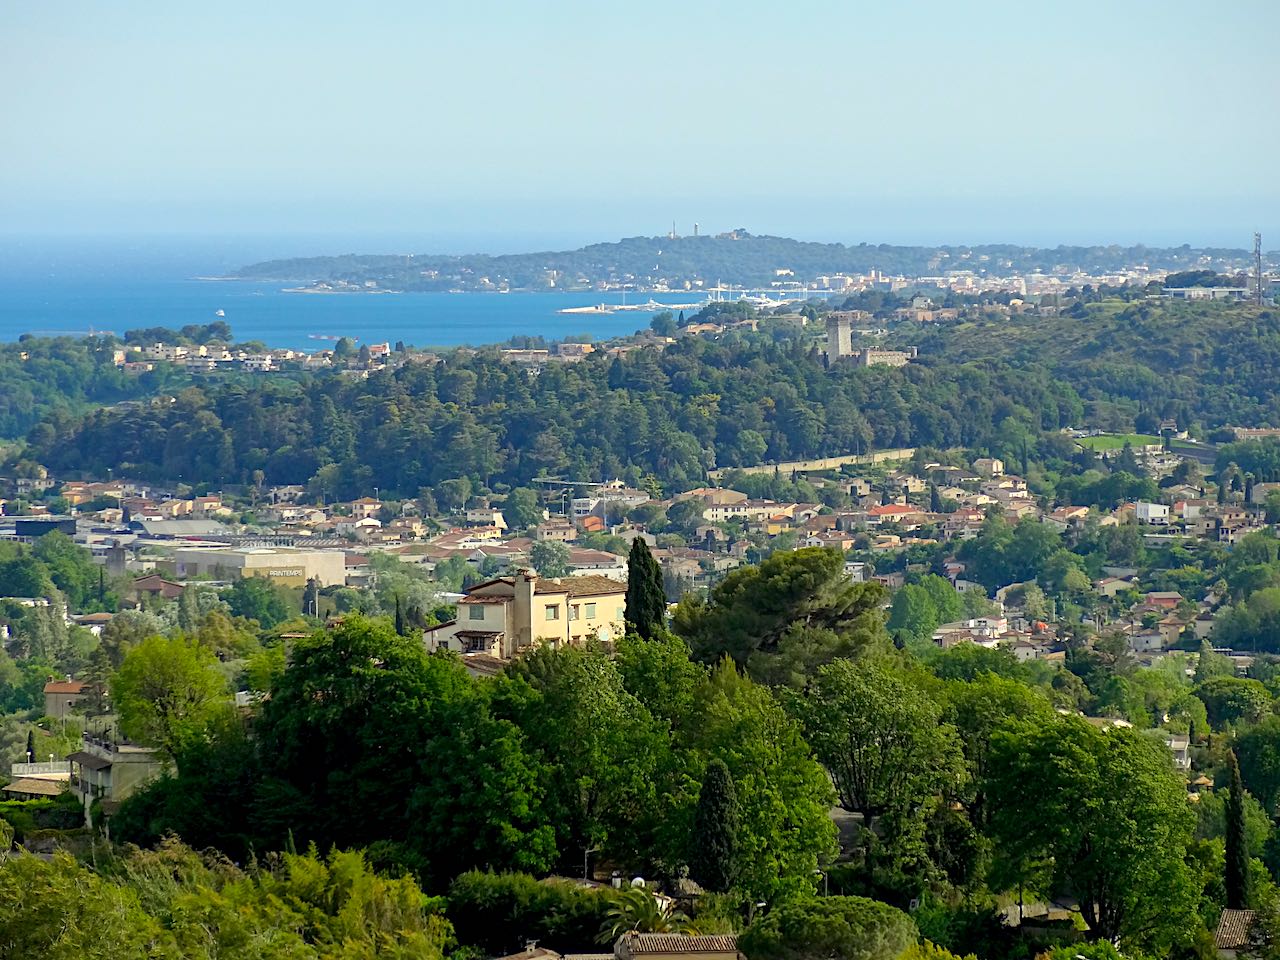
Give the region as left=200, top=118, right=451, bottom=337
left=170, top=546, right=347, bottom=587
left=1163, top=287, right=1251, bottom=301
left=14, top=516, right=77, bottom=540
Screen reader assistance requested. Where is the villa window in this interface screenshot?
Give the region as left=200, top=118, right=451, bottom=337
left=545, top=605, right=559, bottom=621
left=469, top=605, right=484, bottom=620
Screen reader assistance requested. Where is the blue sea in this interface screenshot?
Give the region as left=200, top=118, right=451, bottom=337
left=0, top=234, right=703, bottom=350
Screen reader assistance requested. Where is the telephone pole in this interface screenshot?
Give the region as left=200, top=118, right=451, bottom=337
left=1256, top=232, right=1264, bottom=306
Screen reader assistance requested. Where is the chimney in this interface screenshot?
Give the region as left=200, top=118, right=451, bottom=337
left=512, top=568, right=537, bottom=655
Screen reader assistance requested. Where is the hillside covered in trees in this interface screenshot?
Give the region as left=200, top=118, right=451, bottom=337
left=904, top=299, right=1280, bottom=430
left=21, top=300, right=1280, bottom=500
left=0, top=337, right=195, bottom=440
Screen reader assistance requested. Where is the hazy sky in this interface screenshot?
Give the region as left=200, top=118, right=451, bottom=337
left=4, top=1, right=1279, bottom=249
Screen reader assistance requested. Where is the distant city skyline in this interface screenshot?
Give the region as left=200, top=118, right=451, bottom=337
left=3, top=1, right=1278, bottom=248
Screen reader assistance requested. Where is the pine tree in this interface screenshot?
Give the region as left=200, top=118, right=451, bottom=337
left=689, top=757, right=739, bottom=893
left=82, top=646, right=113, bottom=716
left=625, top=537, right=666, bottom=639
left=1226, top=748, right=1251, bottom=909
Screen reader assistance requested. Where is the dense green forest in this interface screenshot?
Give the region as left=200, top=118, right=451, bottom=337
left=22, top=300, right=1280, bottom=499
left=906, top=300, right=1280, bottom=429
left=24, top=338, right=1082, bottom=496
left=231, top=233, right=1268, bottom=290
left=0, top=336, right=194, bottom=439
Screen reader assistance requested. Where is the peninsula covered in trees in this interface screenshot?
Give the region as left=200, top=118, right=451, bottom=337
left=228, top=232, right=1270, bottom=291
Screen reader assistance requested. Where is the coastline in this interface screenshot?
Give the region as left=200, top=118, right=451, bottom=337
left=281, top=287, right=404, bottom=295
left=0, top=282, right=697, bottom=352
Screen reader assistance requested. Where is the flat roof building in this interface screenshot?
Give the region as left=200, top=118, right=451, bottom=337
left=170, top=546, right=347, bottom=587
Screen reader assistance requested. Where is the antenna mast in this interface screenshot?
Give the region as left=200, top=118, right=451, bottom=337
left=1256, top=232, right=1264, bottom=307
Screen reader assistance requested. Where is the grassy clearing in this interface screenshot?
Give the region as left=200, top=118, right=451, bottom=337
left=1077, top=433, right=1163, bottom=451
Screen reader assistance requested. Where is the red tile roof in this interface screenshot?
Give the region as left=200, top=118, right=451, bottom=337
left=869, top=504, right=920, bottom=516
left=1215, top=909, right=1257, bottom=950
left=43, top=680, right=87, bottom=695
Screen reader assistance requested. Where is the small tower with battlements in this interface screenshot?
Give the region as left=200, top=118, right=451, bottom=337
left=825, top=312, right=853, bottom=362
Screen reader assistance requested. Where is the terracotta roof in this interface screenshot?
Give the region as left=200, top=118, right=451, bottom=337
left=2, top=778, right=66, bottom=797
left=568, top=548, right=625, bottom=565
left=620, top=934, right=739, bottom=955
left=1215, top=909, right=1257, bottom=950
left=493, top=949, right=562, bottom=960
left=869, top=504, right=919, bottom=516
left=44, top=680, right=87, bottom=695
left=547, top=575, right=626, bottom=598
left=460, top=653, right=507, bottom=677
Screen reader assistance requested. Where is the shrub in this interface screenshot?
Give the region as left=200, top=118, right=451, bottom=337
left=738, top=896, right=917, bottom=960
left=448, top=871, right=618, bottom=955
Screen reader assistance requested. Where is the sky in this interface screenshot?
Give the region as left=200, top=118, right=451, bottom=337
left=3, top=1, right=1279, bottom=253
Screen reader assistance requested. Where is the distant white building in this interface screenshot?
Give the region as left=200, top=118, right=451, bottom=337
left=1135, top=502, right=1170, bottom=524
left=1163, top=287, right=1251, bottom=301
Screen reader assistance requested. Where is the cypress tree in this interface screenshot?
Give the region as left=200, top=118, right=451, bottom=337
left=176, top=584, right=199, bottom=635
left=303, top=577, right=320, bottom=618
left=25, top=730, right=35, bottom=763
left=929, top=483, right=943, bottom=513
left=625, top=537, right=665, bottom=639
left=1226, top=748, right=1251, bottom=909
left=394, top=593, right=406, bottom=637
left=690, top=758, right=739, bottom=893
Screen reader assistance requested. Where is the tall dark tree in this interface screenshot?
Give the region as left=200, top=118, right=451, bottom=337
left=1226, top=748, right=1252, bottom=909
left=690, top=757, right=739, bottom=892
left=25, top=730, right=34, bottom=763
left=303, top=577, right=320, bottom=618
left=394, top=593, right=406, bottom=637
left=626, top=538, right=665, bottom=639
left=929, top=483, right=943, bottom=513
